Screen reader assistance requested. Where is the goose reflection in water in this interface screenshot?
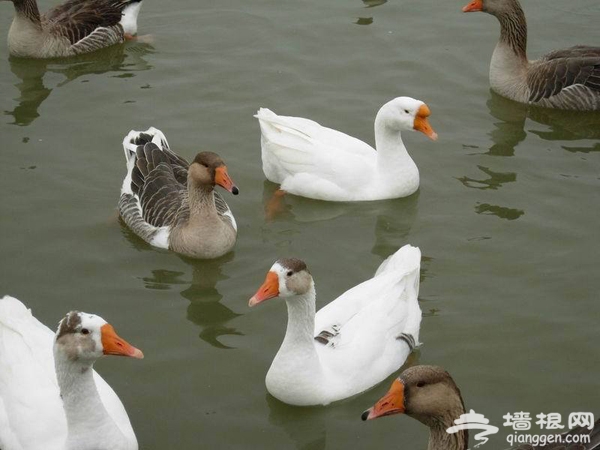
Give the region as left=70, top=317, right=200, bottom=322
left=119, top=220, right=242, bottom=349
left=458, top=89, right=600, bottom=222
left=261, top=180, right=419, bottom=258
left=5, top=42, right=154, bottom=126
left=486, top=90, right=600, bottom=156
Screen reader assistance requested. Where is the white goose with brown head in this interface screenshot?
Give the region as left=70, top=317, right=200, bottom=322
left=255, top=97, right=438, bottom=201
left=0, top=295, right=143, bottom=450
left=363, top=365, right=600, bottom=450
left=249, top=245, right=422, bottom=406
left=119, top=127, right=239, bottom=260
left=463, top=0, right=600, bottom=111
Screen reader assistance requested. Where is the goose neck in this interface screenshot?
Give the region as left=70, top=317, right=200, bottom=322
left=13, top=0, right=42, bottom=27
left=187, top=180, right=217, bottom=221
left=495, top=3, right=528, bottom=61
left=427, top=423, right=468, bottom=450
left=373, top=120, right=411, bottom=170
left=54, top=350, right=123, bottom=448
left=282, top=283, right=317, bottom=348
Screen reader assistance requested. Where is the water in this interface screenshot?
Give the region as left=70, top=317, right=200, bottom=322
left=0, top=0, right=599, bottom=448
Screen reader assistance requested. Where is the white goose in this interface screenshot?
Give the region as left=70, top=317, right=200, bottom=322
left=248, top=245, right=422, bottom=406
left=0, top=296, right=143, bottom=450
left=255, top=97, right=438, bottom=202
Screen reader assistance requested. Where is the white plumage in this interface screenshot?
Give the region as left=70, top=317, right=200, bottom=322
left=0, top=296, right=138, bottom=450
left=251, top=245, right=422, bottom=406
left=255, top=97, right=437, bottom=202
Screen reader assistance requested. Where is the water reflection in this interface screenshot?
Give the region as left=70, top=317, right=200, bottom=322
left=475, top=202, right=524, bottom=221
left=362, top=0, right=387, bottom=7
left=486, top=90, right=600, bottom=155
left=266, top=396, right=327, bottom=450
left=5, top=42, right=153, bottom=126
left=457, top=165, right=516, bottom=191
left=120, top=220, right=242, bottom=349
left=355, top=17, right=373, bottom=26
left=261, top=181, right=419, bottom=259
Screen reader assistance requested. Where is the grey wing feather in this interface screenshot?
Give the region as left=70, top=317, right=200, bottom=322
left=132, top=144, right=189, bottom=228
left=528, top=51, right=600, bottom=103
left=43, top=0, right=140, bottom=44
left=123, top=132, right=233, bottom=232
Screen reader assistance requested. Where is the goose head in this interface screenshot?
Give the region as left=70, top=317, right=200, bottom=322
left=462, top=0, right=521, bottom=16
left=189, top=152, right=239, bottom=195
left=55, top=311, right=144, bottom=363
left=376, top=97, right=438, bottom=141
left=362, top=365, right=465, bottom=427
left=248, top=258, right=313, bottom=306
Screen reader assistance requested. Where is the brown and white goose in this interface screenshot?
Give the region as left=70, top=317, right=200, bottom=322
left=119, top=127, right=239, bottom=260
left=463, top=0, right=600, bottom=111
left=2, top=0, right=143, bottom=58
left=363, top=365, right=600, bottom=450
left=0, top=295, right=143, bottom=450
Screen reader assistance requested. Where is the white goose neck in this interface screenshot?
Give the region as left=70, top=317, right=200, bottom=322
left=54, top=350, right=127, bottom=450
left=282, top=283, right=317, bottom=349
left=373, top=116, right=413, bottom=171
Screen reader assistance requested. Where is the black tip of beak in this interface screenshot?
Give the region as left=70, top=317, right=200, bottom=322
left=232, top=186, right=239, bottom=195
left=361, top=410, right=370, bottom=421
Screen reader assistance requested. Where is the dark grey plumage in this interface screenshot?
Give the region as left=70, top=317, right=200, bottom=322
left=5, top=0, right=142, bottom=57
left=118, top=128, right=236, bottom=254
left=43, top=0, right=140, bottom=45
left=470, top=0, right=600, bottom=110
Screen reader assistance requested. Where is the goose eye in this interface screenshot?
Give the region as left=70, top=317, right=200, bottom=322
left=404, top=109, right=409, bottom=114
left=81, top=328, right=90, bottom=335
left=416, top=381, right=425, bottom=388
left=286, top=271, right=293, bottom=277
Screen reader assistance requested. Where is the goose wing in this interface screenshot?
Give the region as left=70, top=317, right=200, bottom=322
left=256, top=108, right=374, bottom=193
left=43, top=0, right=140, bottom=48
left=528, top=49, right=600, bottom=103
left=314, top=246, right=422, bottom=374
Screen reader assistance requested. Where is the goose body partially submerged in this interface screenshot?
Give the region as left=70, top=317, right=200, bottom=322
left=463, top=0, right=600, bottom=111
left=119, top=127, right=239, bottom=259
left=2, top=0, right=144, bottom=58
left=256, top=97, right=437, bottom=202
left=249, top=245, right=422, bottom=406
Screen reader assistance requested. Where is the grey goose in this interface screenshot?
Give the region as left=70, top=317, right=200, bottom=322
left=119, top=128, right=239, bottom=260
left=463, top=0, right=600, bottom=111
left=1, top=0, right=143, bottom=58
left=363, top=365, right=600, bottom=450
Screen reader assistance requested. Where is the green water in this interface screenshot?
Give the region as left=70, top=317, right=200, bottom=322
left=0, top=0, right=598, bottom=448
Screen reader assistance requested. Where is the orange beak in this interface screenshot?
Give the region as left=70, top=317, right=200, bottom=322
left=462, top=0, right=483, bottom=12
left=249, top=271, right=280, bottom=307
left=413, top=104, right=438, bottom=141
left=215, top=166, right=239, bottom=195
left=361, top=378, right=405, bottom=420
left=101, top=324, right=144, bottom=359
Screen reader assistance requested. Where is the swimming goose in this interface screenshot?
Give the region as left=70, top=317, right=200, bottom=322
left=2, top=0, right=143, bottom=58
left=255, top=97, right=437, bottom=202
left=248, top=245, right=422, bottom=406
left=463, top=0, right=600, bottom=111
left=363, top=365, right=600, bottom=450
left=119, top=127, right=239, bottom=260
left=0, top=295, right=143, bottom=450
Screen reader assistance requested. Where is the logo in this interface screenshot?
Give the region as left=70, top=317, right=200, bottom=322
left=446, top=410, right=499, bottom=449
